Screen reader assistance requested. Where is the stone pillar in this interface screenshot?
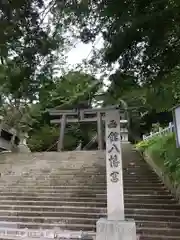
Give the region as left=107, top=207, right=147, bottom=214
left=96, top=109, right=136, bottom=240
left=97, top=112, right=103, bottom=150
left=96, top=218, right=136, bottom=240
left=18, top=133, right=31, bottom=153
left=105, top=109, right=124, bottom=220
left=10, top=129, right=18, bottom=152
left=58, top=114, right=66, bottom=152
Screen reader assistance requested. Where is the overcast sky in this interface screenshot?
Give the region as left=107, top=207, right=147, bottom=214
left=67, top=41, right=93, bottom=65
left=65, top=36, right=119, bottom=91
left=66, top=35, right=104, bottom=66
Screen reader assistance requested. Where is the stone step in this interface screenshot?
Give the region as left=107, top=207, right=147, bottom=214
left=0, top=183, right=106, bottom=187
left=0, top=221, right=96, bottom=231
left=126, top=213, right=180, bottom=222
left=0, top=162, right=145, bottom=167
left=139, top=235, right=180, bottom=239
left=0, top=200, right=179, bottom=210
left=2, top=171, right=158, bottom=176
left=1, top=147, right=179, bottom=239
left=125, top=168, right=156, bottom=172
left=0, top=226, right=96, bottom=240
left=137, top=227, right=180, bottom=236
left=1, top=170, right=158, bottom=179
left=0, top=221, right=179, bottom=237
left=15, top=169, right=156, bottom=174
left=0, top=164, right=144, bottom=168
left=20, top=177, right=161, bottom=182
left=125, top=202, right=180, bottom=210
left=0, top=210, right=105, bottom=218
left=1, top=178, right=160, bottom=184
left=125, top=198, right=176, bottom=204
left=0, top=195, right=175, bottom=203
left=0, top=189, right=170, bottom=195
left=124, top=181, right=163, bottom=186
left=1, top=216, right=180, bottom=230
left=12, top=179, right=162, bottom=184
left=0, top=192, right=173, bottom=199
left=1, top=209, right=180, bottom=222
left=0, top=238, right=94, bottom=240
left=0, top=200, right=107, bottom=207
left=124, top=194, right=174, bottom=199
left=12, top=175, right=160, bottom=180
left=0, top=185, right=168, bottom=191
left=136, top=220, right=180, bottom=228
left=0, top=205, right=105, bottom=213
left=0, top=236, right=94, bottom=240
left=126, top=208, right=180, bottom=216
left=0, top=205, right=179, bottom=216
left=0, top=181, right=164, bottom=187
left=0, top=231, right=95, bottom=240
left=0, top=216, right=98, bottom=224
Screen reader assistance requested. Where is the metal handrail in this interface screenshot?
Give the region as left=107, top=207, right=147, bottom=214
left=83, top=134, right=97, bottom=150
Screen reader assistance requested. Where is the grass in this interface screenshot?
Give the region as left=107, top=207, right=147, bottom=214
left=136, top=133, right=180, bottom=184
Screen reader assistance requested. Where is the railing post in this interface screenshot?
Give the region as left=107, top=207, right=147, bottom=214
left=169, top=122, right=173, bottom=132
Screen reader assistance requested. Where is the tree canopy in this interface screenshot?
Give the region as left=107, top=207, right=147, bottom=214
left=58, top=0, right=180, bottom=81
left=27, top=71, right=102, bottom=151
left=0, top=0, right=179, bottom=150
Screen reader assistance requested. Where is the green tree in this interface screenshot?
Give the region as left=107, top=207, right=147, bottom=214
left=57, top=0, right=180, bottom=81
left=0, top=0, right=67, bottom=142
left=27, top=71, right=101, bottom=151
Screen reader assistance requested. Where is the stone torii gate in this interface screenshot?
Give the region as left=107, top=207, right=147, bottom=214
left=48, top=105, right=128, bottom=151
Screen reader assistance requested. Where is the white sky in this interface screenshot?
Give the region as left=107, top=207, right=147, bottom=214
left=42, top=6, right=116, bottom=88
left=67, top=41, right=93, bottom=65
left=66, top=35, right=104, bottom=66
left=65, top=36, right=120, bottom=91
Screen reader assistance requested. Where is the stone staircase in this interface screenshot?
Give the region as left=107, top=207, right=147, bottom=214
left=0, top=144, right=179, bottom=239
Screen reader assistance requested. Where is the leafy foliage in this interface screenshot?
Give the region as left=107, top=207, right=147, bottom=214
left=0, top=0, right=64, bottom=101
left=1, top=0, right=179, bottom=150
left=28, top=125, right=59, bottom=152
left=136, top=133, right=180, bottom=183
left=58, top=0, right=180, bottom=80
left=0, top=0, right=68, bottom=146
left=39, top=71, right=102, bottom=109
left=27, top=71, right=101, bottom=151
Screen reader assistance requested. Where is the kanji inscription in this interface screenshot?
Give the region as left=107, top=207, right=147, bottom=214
left=108, top=143, right=120, bottom=153
left=109, top=154, right=120, bottom=168
left=108, top=120, right=117, bottom=129
left=108, top=131, right=119, bottom=142
left=110, top=171, right=119, bottom=182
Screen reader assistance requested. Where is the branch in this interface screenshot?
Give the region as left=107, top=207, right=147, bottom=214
left=39, top=0, right=57, bottom=26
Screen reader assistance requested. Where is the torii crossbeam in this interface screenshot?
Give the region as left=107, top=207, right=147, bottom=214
left=48, top=105, right=128, bottom=151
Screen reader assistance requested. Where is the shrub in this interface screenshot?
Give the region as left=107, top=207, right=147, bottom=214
left=135, top=135, right=162, bottom=152
left=136, top=133, right=180, bottom=183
